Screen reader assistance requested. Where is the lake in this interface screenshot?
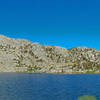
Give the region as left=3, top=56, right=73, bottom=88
left=0, top=73, right=99, bottom=100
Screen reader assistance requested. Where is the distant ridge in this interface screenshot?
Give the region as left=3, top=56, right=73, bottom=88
left=0, top=35, right=100, bottom=73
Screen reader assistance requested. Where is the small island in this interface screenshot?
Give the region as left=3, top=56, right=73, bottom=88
left=0, top=35, right=100, bottom=73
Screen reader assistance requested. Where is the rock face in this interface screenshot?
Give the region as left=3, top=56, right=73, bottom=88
left=0, top=35, right=100, bottom=73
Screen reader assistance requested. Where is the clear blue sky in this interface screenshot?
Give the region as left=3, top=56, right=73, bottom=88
left=0, top=0, right=100, bottom=49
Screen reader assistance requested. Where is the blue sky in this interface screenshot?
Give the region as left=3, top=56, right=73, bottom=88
left=0, top=0, right=100, bottom=49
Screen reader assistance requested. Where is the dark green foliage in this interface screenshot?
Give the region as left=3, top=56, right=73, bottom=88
left=29, top=50, right=34, bottom=56
left=27, top=65, right=41, bottom=72
left=27, top=65, right=33, bottom=72
left=49, top=67, right=53, bottom=71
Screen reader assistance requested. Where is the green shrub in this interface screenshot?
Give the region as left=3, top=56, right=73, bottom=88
left=78, top=95, right=97, bottom=100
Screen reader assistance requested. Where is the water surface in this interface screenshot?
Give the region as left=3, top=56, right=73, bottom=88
left=0, top=73, right=99, bottom=100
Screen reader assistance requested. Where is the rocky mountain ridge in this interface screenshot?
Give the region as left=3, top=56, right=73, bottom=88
left=0, top=35, right=100, bottom=73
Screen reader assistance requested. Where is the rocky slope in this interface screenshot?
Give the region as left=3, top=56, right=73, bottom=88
left=0, top=35, right=100, bottom=73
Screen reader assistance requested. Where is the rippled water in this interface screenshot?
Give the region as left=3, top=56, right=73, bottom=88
left=0, top=73, right=99, bottom=100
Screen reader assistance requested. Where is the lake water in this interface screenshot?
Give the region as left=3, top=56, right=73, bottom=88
left=0, top=73, right=99, bottom=100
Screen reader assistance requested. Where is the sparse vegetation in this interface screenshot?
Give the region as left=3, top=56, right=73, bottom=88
left=78, top=95, right=97, bottom=100
left=0, top=35, right=100, bottom=73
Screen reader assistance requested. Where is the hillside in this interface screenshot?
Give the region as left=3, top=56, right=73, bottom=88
left=0, top=35, right=100, bottom=73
